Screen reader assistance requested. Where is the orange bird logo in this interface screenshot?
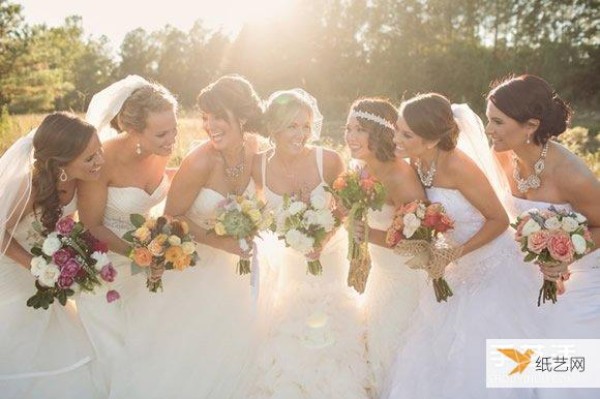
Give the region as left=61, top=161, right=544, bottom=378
left=497, top=348, right=535, bottom=375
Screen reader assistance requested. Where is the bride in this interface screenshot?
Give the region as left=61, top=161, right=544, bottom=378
left=246, top=89, right=369, bottom=399
left=0, top=112, right=103, bottom=398
left=344, top=97, right=427, bottom=396
left=382, top=93, right=538, bottom=399
left=76, top=75, right=178, bottom=396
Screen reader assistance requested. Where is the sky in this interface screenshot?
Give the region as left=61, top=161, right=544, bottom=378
left=17, top=0, right=292, bottom=49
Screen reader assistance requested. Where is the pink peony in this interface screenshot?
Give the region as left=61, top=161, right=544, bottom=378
left=61, top=258, right=82, bottom=277
left=52, top=248, right=73, bottom=268
left=100, top=264, right=117, bottom=283
left=527, top=230, right=550, bottom=254
left=57, top=274, right=74, bottom=289
left=55, top=217, right=76, bottom=235
left=106, top=290, right=120, bottom=303
left=547, top=231, right=574, bottom=263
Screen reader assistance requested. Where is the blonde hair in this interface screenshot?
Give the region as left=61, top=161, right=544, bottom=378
left=264, top=91, right=313, bottom=138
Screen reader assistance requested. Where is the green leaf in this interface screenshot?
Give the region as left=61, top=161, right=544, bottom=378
left=122, top=231, right=135, bottom=242
left=130, top=214, right=146, bottom=228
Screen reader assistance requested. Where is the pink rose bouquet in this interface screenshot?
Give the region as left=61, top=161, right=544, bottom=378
left=512, top=206, right=594, bottom=306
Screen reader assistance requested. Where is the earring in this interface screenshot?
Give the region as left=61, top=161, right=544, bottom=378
left=526, top=136, right=531, bottom=144
left=59, top=168, right=68, bottom=182
left=136, top=142, right=142, bottom=155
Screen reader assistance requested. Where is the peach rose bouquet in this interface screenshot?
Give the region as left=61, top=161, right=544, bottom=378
left=512, top=206, right=594, bottom=306
left=124, top=214, right=198, bottom=292
left=386, top=200, right=458, bottom=303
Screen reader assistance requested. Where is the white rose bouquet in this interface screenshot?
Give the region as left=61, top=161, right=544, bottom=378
left=272, top=188, right=339, bottom=276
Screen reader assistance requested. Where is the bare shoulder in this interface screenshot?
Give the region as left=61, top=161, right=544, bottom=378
left=320, top=147, right=344, bottom=181
left=446, top=149, right=482, bottom=176
left=321, top=147, right=343, bottom=165
left=179, top=140, right=217, bottom=175
left=551, top=142, right=599, bottom=193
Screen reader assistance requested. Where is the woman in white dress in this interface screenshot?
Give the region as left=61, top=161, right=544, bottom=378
left=116, top=75, right=264, bottom=399
left=247, top=89, right=369, bottom=399
left=382, top=93, right=538, bottom=399
left=344, top=98, right=427, bottom=396
left=0, top=112, right=104, bottom=399
left=76, top=76, right=178, bottom=396
left=486, top=74, right=600, bottom=398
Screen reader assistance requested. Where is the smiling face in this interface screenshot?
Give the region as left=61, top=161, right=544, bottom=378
left=344, top=116, right=372, bottom=161
left=62, top=133, right=104, bottom=181
left=137, top=109, right=178, bottom=156
left=202, top=109, right=242, bottom=151
left=393, top=117, right=435, bottom=158
left=485, top=100, right=536, bottom=152
left=272, top=108, right=312, bottom=156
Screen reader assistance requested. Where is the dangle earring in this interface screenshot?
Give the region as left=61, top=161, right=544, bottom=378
left=136, top=142, right=142, bottom=155
left=59, top=168, right=68, bottom=182
left=526, top=135, right=531, bottom=144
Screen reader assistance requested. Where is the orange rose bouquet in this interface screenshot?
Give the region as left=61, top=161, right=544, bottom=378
left=327, top=166, right=386, bottom=293
left=123, top=214, right=198, bottom=292
left=386, top=200, right=459, bottom=303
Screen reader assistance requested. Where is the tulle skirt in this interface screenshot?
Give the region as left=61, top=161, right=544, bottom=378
left=244, top=231, right=369, bottom=399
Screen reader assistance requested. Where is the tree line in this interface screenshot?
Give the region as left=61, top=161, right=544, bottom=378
left=1, top=0, right=599, bottom=122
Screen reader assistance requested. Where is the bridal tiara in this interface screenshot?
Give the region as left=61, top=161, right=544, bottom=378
left=350, top=110, right=396, bottom=131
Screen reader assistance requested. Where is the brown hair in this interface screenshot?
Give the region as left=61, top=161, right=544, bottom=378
left=110, top=82, right=178, bottom=133
left=487, top=74, right=572, bottom=145
left=32, top=112, right=96, bottom=233
left=349, top=98, right=398, bottom=162
left=197, top=75, right=264, bottom=133
left=400, top=93, right=459, bottom=151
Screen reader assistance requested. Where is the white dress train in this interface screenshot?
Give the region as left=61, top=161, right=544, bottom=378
left=363, top=204, right=425, bottom=396
left=109, top=182, right=258, bottom=399
left=0, top=201, right=100, bottom=399
left=76, top=177, right=168, bottom=397
left=381, top=187, right=539, bottom=399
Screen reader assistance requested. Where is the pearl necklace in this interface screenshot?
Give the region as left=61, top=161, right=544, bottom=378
left=416, top=157, right=437, bottom=188
left=511, top=142, right=549, bottom=193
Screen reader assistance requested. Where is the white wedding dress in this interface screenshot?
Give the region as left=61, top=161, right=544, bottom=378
left=363, top=204, right=425, bottom=396
left=76, top=177, right=169, bottom=397
left=0, top=199, right=100, bottom=399
left=512, top=196, right=600, bottom=399
left=381, top=187, right=539, bottom=399
left=245, top=148, right=369, bottom=399
left=109, top=181, right=258, bottom=399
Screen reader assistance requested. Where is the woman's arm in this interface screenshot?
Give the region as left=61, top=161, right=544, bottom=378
left=451, top=153, right=509, bottom=256
left=78, top=177, right=131, bottom=256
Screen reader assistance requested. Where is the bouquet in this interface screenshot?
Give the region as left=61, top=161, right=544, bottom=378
left=327, top=167, right=386, bottom=293
left=210, top=194, right=273, bottom=275
left=512, top=206, right=593, bottom=306
left=124, top=214, right=198, bottom=292
left=272, top=189, right=340, bottom=276
left=386, top=200, right=459, bottom=302
left=28, top=216, right=119, bottom=309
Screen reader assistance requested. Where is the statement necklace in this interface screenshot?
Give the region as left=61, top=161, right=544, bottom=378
left=511, top=142, right=549, bottom=193
left=221, top=145, right=245, bottom=180
left=416, top=152, right=438, bottom=188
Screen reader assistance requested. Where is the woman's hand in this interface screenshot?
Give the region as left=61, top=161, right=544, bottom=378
left=218, top=236, right=252, bottom=258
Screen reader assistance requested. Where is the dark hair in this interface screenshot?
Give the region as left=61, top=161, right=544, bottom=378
left=487, top=74, right=572, bottom=145
left=350, top=98, right=398, bottom=162
left=400, top=93, right=459, bottom=151
left=32, top=112, right=96, bottom=233
left=197, top=75, right=264, bottom=133
left=110, top=82, right=178, bottom=133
